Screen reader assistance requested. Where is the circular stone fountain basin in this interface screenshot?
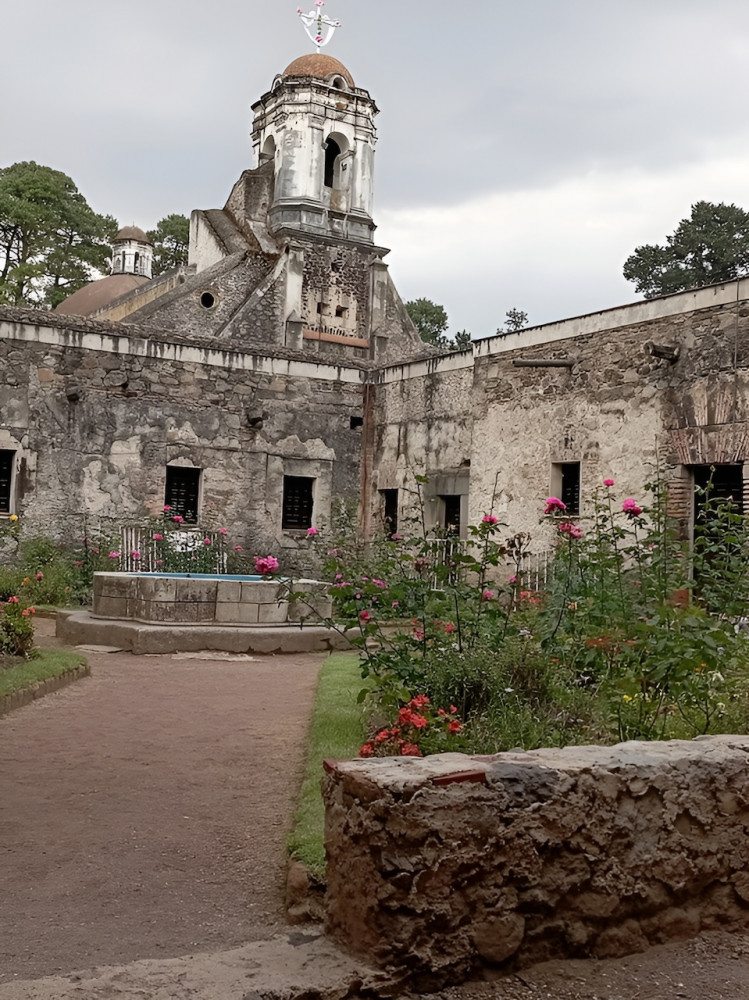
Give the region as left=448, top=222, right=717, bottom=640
left=92, top=572, right=331, bottom=626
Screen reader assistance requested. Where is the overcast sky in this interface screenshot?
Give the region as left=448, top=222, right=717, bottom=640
left=5, top=0, right=749, bottom=337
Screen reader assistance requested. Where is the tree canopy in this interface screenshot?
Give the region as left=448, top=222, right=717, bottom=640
left=405, top=298, right=472, bottom=352
left=0, top=161, right=117, bottom=309
left=623, top=201, right=749, bottom=299
left=147, top=213, right=190, bottom=276
left=497, top=308, right=528, bottom=334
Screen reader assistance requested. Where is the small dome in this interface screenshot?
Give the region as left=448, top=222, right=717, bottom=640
left=55, top=274, right=150, bottom=317
left=282, top=54, right=354, bottom=88
left=114, top=226, right=150, bottom=244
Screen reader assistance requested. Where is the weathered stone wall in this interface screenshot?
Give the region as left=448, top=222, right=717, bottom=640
left=371, top=279, right=749, bottom=547
left=0, top=308, right=366, bottom=566
left=323, top=737, right=749, bottom=989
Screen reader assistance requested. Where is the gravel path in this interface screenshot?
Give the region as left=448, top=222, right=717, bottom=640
left=0, top=621, right=324, bottom=984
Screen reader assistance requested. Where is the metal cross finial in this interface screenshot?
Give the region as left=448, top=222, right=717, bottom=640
left=297, top=2, right=341, bottom=53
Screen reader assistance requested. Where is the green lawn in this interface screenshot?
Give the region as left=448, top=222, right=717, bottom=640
left=288, top=652, right=368, bottom=878
left=0, top=648, right=87, bottom=700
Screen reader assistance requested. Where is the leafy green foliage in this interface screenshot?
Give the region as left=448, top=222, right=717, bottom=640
left=623, top=201, right=749, bottom=298
left=294, top=473, right=749, bottom=757
left=405, top=298, right=471, bottom=352
left=0, top=161, right=117, bottom=308
left=147, top=213, right=190, bottom=276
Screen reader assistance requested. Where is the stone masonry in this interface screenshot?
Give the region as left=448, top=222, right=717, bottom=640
left=323, top=737, right=749, bottom=989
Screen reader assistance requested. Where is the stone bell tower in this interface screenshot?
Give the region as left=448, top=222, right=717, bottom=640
left=251, top=52, right=378, bottom=244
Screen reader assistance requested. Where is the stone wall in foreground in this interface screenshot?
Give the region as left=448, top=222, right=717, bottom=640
left=323, top=737, right=749, bottom=989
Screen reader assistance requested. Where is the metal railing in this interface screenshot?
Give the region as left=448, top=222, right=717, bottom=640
left=117, top=525, right=228, bottom=574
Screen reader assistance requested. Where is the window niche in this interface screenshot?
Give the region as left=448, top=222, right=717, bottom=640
left=0, top=450, right=15, bottom=515
left=164, top=466, right=201, bottom=523
left=380, top=488, right=398, bottom=536
left=551, top=462, right=581, bottom=516
left=282, top=476, right=315, bottom=530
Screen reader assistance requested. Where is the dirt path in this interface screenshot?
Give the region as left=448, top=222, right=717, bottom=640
left=0, top=621, right=324, bottom=984
left=1, top=622, right=748, bottom=1000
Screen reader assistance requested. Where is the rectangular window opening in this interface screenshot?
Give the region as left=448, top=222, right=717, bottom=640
left=380, top=489, right=398, bottom=536
left=350, top=415, right=364, bottom=429
left=282, top=476, right=315, bottom=530
left=440, top=494, right=462, bottom=535
left=164, top=466, right=201, bottom=524
left=0, top=450, right=14, bottom=515
left=552, top=462, right=581, bottom=516
left=335, top=306, right=348, bottom=319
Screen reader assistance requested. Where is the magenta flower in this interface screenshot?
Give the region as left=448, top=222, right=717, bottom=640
left=481, top=589, right=495, bottom=601
left=603, top=478, right=615, bottom=487
left=509, top=575, right=517, bottom=584
left=254, top=554, right=279, bottom=576
left=218, top=527, right=228, bottom=535
left=622, top=498, right=643, bottom=518
left=35, top=571, right=43, bottom=581
left=234, top=545, right=243, bottom=552
left=372, top=579, right=387, bottom=589
left=307, top=526, right=318, bottom=537
left=482, top=514, right=499, bottom=525
left=203, top=538, right=212, bottom=546
left=544, top=497, right=567, bottom=515
left=359, top=610, right=372, bottom=623
left=559, top=522, right=583, bottom=539
left=173, top=515, right=184, bottom=524
left=108, top=551, right=120, bottom=559
left=131, top=550, right=141, bottom=560
left=163, top=505, right=171, bottom=512
left=153, top=533, right=163, bottom=541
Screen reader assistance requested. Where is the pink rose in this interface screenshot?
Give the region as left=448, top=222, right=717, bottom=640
left=307, top=526, right=318, bottom=537
left=481, top=589, right=495, bottom=601
left=109, top=551, right=120, bottom=559
left=153, top=533, right=163, bottom=541
left=544, top=497, right=566, bottom=515
left=218, top=528, right=228, bottom=535
left=203, top=538, right=212, bottom=546
left=131, top=550, right=141, bottom=560
left=173, top=515, right=184, bottom=524
left=622, top=498, right=643, bottom=518
left=603, top=478, right=615, bottom=487
left=482, top=514, right=499, bottom=525
left=359, top=610, right=371, bottom=623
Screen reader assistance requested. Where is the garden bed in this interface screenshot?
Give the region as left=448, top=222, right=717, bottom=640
left=0, top=649, right=89, bottom=717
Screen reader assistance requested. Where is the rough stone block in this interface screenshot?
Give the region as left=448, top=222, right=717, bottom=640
left=216, top=580, right=242, bottom=603
left=95, top=574, right=133, bottom=600
left=323, top=737, right=749, bottom=988
left=136, top=576, right=177, bottom=603
left=175, top=578, right=218, bottom=604
left=242, top=581, right=282, bottom=604
left=92, top=596, right=128, bottom=619
left=258, top=601, right=289, bottom=624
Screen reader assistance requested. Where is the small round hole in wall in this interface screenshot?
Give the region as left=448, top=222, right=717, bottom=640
left=200, top=291, right=216, bottom=309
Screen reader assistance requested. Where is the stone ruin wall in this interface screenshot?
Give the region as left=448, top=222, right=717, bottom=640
left=371, top=286, right=749, bottom=546
left=323, top=737, right=749, bottom=990
left=0, top=309, right=366, bottom=564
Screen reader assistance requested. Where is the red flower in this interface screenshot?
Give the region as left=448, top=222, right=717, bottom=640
left=359, top=743, right=375, bottom=758
left=448, top=720, right=462, bottom=734
left=400, top=743, right=423, bottom=757
left=359, top=610, right=372, bottom=623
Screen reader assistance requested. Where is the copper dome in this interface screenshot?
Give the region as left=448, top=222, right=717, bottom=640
left=282, top=54, right=354, bottom=87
